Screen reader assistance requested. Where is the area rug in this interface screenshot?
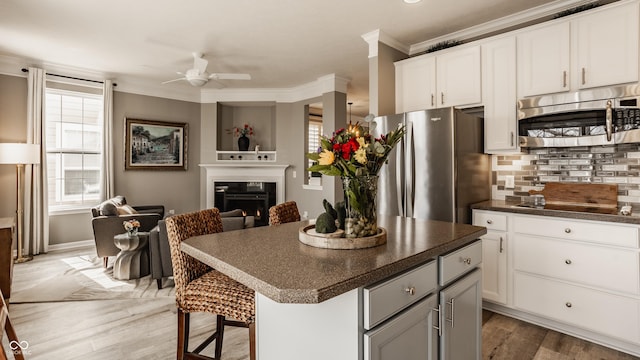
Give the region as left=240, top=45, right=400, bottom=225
left=10, top=245, right=175, bottom=303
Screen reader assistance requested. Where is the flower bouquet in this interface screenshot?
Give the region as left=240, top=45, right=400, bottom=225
left=307, top=117, right=405, bottom=237
left=227, top=123, right=254, bottom=137
left=123, top=219, right=141, bottom=236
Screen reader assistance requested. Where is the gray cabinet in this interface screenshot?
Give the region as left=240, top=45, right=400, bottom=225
left=439, top=269, right=482, bottom=360
left=364, top=240, right=482, bottom=360
left=365, top=294, right=439, bottom=360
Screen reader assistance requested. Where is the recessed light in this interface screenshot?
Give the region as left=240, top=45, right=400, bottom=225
left=403, top=0, right=422, bottom=3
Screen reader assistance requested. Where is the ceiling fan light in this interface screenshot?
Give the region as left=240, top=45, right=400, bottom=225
left=188, top=78, right=207, bottom=87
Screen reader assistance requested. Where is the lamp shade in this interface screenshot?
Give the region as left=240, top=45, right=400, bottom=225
left=0, top=143, right=41, bottom=165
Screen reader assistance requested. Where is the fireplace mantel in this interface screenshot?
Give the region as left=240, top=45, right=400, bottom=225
left=200, top=164, right=289, bottom=209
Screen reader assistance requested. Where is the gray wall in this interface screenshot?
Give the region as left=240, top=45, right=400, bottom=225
left=0, top=74, right=27, bottom=222
left=369, top=43, right=407, bottom=116
left=113, top=92, right=201, bottom=216
left=0, top=73, right=202, bottom=246
left=1, top=71, right=346, bottom=247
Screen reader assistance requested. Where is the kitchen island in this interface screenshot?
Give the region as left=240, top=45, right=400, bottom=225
left=181, top=215, right=486, bottom=360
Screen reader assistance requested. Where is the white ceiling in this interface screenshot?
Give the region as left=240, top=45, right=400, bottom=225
left=0, top=0, right=593, bottom=115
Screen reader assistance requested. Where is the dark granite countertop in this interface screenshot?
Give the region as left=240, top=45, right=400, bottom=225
left=472, top=200, right=640, bottom=225
left=181, top=215, right=486, bottom=304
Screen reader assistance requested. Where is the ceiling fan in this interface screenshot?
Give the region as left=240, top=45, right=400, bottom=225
left=162, top=52, right=251, bottom=87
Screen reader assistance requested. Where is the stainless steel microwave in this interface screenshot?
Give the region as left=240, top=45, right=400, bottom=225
left=518, top=85, right=640, bottom=147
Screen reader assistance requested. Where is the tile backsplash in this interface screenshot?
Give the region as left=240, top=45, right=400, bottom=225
left=491, top=144, right=640, bottom=208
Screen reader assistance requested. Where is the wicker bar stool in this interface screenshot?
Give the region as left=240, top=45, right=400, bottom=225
left=268, top=201, right=301, bottom=225
left=165, top=208, right=255, bottom=360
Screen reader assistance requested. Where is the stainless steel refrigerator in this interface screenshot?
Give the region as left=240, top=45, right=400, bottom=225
left=373, top=107, right=490, bottom=224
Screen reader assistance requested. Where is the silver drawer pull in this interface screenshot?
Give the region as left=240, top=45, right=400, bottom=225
left=565, top=302, right=572, bottom=308
left=486, top=219, right=493, bottom=224
left=564, top=228, right=571, bottom=234
left=405, top=287, right=416, bottom=296
left=462, top=257, right=472, bottom=265
left=565, top=259, right=572, bottom=265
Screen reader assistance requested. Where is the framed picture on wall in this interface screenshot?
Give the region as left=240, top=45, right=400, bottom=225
left=124, top=118, right=188, bottom=170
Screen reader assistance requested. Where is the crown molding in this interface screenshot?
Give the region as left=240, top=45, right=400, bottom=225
left=0, top=55, right=348, bottom=104
left=361, top=29, right=410, bottom=58
left=409, top=0, right=599, bottom=55
left=199, top=74, right=350, bottom=103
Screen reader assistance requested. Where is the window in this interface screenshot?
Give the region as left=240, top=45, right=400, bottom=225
left=45, top=87, right=103, bottom=210
left=307, top=105, right=323, bottom=187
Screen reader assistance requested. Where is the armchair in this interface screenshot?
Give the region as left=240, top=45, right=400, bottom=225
left=90, top=196, right=164, bottom=268
left=149, top=209, right=254, bottom=289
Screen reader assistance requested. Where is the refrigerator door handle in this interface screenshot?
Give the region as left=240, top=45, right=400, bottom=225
left=406, top=121, right=415, bottom=218
left=396, top=139, right=404, bottom=217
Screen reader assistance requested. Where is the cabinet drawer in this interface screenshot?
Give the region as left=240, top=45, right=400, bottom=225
left=514, top=234, right=640, bottom=295
left=513, top=215, right=639, bottom=248
left=364, top=261, right=437, bottom=330
left=439, top=240, right=482, bottom=286
left=472, top=211, right=507, bottom=231
left=365, top=294, right=438, bottom=360
left=514, top=272, right=640, bottom=343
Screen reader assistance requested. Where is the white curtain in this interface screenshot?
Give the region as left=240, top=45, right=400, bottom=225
left=25, top=67, right=49, bottom=255
left=101, top=80, right=114, bottom=199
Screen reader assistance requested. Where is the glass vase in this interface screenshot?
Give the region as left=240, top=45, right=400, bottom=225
left=342, top=175, right=378, bottom=238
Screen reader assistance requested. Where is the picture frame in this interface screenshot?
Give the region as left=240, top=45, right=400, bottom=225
left=124, top=118, right=188, bottom=170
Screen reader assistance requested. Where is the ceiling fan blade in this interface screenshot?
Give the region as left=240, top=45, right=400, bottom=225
left=210, top=73, right=251, bottom=80
left=192, top=53, right=208, bottom=74
left=161, top=77, right=187, bottom=84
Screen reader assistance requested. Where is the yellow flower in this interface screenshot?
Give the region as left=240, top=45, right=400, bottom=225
left=357, top=137, right=369, bottom=148
left=318, top=149, right=335, bottom=165
left=354, top=148, right=367, bottom=164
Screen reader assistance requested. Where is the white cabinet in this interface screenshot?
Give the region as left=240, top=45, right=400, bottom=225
left=482, top=36, right=518, bottom=152
left=518, top=1, right=639, bottom=97
left=511, top=213, right=640, bottom=350
left=574, top=1, right=639, bottom=90
left=395, top=46, right=481, bottom=112
left=435, top=46, right=482, bottom=108
left=395, top=56, right=435, bottom=113
left=472, top=210, right=508, bottom=304
left=517, top=22, right=570, bottom=97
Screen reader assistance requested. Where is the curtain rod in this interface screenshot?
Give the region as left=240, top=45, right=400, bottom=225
left=21, top=68, right=117, bottom=86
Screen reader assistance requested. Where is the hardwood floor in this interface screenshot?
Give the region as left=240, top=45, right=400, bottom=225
left=2, top=248, right=639, bottom=359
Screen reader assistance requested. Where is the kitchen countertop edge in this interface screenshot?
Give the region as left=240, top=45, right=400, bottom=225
left=181, top=223, right=486, bottom=304
left=472, top=200, right=640, bottom=224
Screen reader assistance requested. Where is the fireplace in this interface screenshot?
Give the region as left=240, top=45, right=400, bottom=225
left=200, top=163, right=289, bottom=226
left=215, top=182, right=276, bottom=227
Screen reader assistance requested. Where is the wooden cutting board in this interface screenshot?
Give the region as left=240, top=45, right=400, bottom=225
left=529, top=182, right=618, bottom=208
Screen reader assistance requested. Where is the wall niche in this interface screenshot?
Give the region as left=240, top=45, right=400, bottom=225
left=216, top=102, right=277, bottom=152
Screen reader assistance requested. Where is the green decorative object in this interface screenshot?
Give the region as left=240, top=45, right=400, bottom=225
left=323, top=199, right=337, bottom=220
left=342, top=175, right=378, bottom=238
left=425, top=40, right=463, bottom=54
left=315, top=212, right=337, bottom=233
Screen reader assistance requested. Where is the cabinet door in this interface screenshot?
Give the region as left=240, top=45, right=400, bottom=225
left=365, top=294, right=439, bottom=360
left=436, top=46, right=481, bottom=107
left=480, top=232, right=507, bottom=304
left=440, top=268, right=482, bottom=360
left=482, top=36, right=517, bottom=152
left=574, top=1, right=639, bottom=89
left=517, top=22, right=570, bottom=97
left=395, top=56, right=436, bottom=112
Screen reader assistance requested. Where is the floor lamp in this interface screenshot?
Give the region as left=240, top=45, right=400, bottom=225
left=0, top=143, right=41, bottom=263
